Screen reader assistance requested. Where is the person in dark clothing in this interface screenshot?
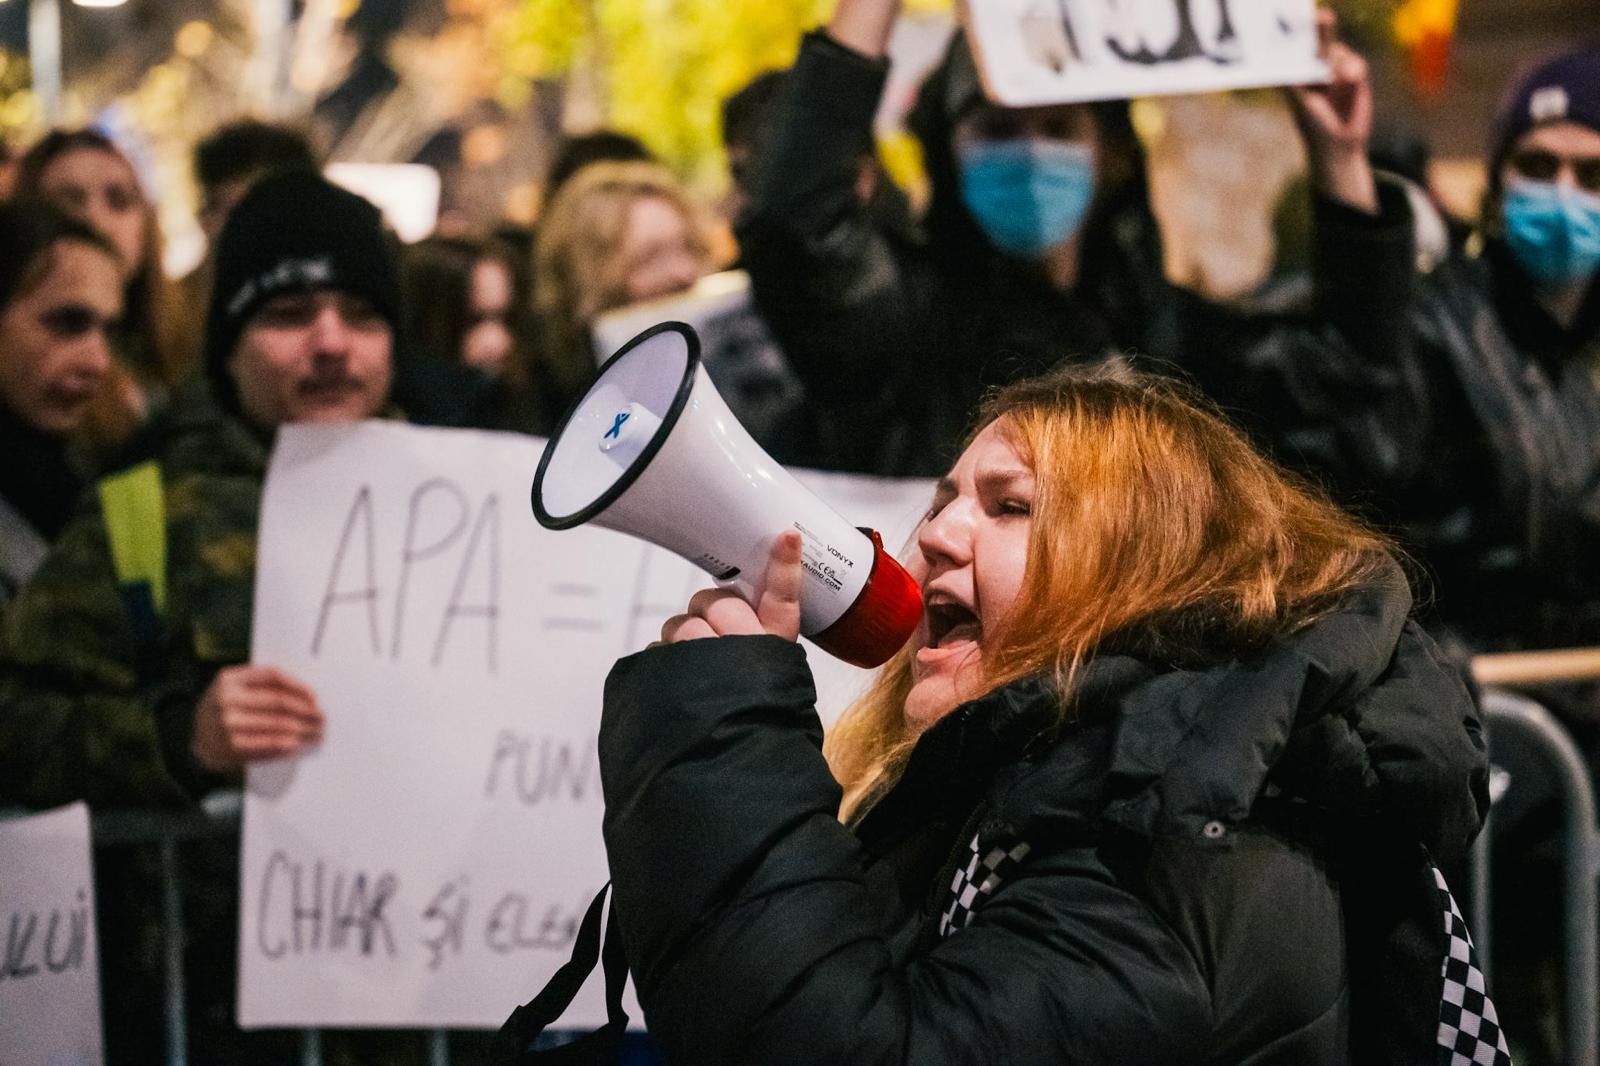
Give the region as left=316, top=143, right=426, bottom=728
left=551, top=366, right=1493, bottom=1066
left=394, top=233, right=555, bottom=432
left=1411, top=47, right=1600, bottom=1066
left=737, top=0, right=1172, bottom=476
left=193, top=120, right=320, bottom=246
left=1403, top=46, right=1600, bottom=654
left=0, top=202, right=122, bottom=611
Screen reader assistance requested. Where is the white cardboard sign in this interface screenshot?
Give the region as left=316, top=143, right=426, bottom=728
left=959, top=0, right=1327, bottom=106
left=238, top=422, right=932, bottom=1028
left=0, top=803, right=103, bottom=1066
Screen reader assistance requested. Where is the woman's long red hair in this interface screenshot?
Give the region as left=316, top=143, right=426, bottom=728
left=826, top=364, right=1398, bottom=821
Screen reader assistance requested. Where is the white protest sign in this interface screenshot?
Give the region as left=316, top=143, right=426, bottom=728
left=325, top=163, right=442, bottom=244
left=0, top=803, right=102, bottom=1066
left=959, top=0, right=1326, bottom=106
left=239, top=422, right=932, bottom=1028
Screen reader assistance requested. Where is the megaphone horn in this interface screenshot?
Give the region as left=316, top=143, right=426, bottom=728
left=530, top=322, right=921, bottom=668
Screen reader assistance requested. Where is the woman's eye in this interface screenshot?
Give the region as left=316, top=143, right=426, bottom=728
left=999, top=499, right=1032, bottom=517
left=41, top=306, right=96, bottom=337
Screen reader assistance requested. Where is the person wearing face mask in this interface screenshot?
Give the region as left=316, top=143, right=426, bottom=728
left=736, top=0, right=1172, bottom=477
left=501, top=365, right=1495, bottom=1066
left=0, top=171, right=405, bottom=1064
left=0, top=203, right=123, bottom=611
left=1413, top=47, right=1600, bottom=1066
left=1411, top=46, right=1600, bottom=652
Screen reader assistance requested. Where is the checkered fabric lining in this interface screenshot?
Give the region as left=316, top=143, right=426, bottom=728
left=1434, top=864, right=1513, bottom=1066
left=939, top=833, right=1030, bottom=937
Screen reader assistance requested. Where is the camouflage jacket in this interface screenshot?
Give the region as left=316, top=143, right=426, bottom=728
left=0, top=389, right=264, bottom=809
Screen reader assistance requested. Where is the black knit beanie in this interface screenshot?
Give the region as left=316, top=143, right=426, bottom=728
left=1491, top=45, right=1600, bottom=177
left=205, top=170, right=399, bottom=393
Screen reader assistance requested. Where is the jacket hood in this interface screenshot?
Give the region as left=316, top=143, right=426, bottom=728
left=912, top=568, right=1489, bottom=868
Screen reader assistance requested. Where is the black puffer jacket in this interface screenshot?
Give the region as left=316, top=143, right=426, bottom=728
left=737, top=32, right=1173, bottom=477
left=598, top=575, right=1488, bottom=1065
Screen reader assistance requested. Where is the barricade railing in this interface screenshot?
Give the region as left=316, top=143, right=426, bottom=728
left=1471, top=686, right=1600, bottom=1066
left=90, top=791, right=244, bottom=1066
left=1473, top=647, right=1600, bottom=687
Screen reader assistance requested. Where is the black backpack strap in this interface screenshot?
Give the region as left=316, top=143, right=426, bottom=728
left=494, top=883, right=630, bottom=1064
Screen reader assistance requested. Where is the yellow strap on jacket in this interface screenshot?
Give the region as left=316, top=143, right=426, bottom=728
left=97, top=461, right=167, bottom=617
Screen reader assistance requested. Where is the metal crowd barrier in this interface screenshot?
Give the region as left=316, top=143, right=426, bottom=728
left=1471, top=688, right=1600, bottom=1066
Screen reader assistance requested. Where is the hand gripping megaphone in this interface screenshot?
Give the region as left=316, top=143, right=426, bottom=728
left=530, top=322, right=921, bottom=667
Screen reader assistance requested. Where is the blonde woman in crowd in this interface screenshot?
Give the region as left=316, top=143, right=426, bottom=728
left=533, top=160, right=715, bottom=419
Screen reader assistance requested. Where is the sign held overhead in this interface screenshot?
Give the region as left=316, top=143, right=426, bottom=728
left=958, top=0, right=1327, bottom=106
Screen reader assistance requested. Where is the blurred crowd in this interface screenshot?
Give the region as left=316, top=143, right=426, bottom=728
left=0, top=3, right=1598, bottom=1062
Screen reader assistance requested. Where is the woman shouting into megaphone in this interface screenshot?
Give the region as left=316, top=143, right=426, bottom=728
left=505, top=366, right=1499, bottom=1066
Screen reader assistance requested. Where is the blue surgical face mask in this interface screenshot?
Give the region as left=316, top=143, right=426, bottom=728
left=958, top=140, right=1097, bottom=257
left=1502, top=178, right=1600, bottom=289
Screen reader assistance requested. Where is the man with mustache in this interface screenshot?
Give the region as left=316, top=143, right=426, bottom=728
left=0, top=171, right=399, bottom=1061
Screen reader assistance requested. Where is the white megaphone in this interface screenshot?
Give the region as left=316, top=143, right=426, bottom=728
left=531, top=322, right=922, bottom=668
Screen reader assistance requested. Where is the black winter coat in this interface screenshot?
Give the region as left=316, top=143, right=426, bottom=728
left=598, top=576, right=1488, bottom=1065
left=737, top=32, right=1174, bottom=477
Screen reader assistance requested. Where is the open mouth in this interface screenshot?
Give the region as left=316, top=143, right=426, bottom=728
left=924, top=599, right=981, bottom=650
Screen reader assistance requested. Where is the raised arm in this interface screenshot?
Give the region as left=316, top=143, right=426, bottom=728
left=1175, top=28, right=1432, bottom=506
left=735, top=0, right=928, bottom=391
left=827, top=0, right=901, bottom=57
